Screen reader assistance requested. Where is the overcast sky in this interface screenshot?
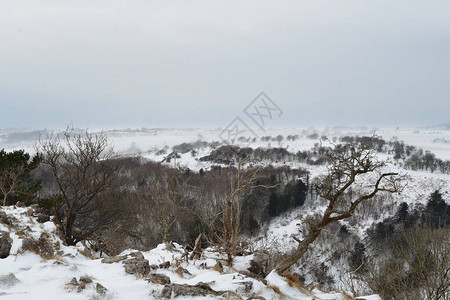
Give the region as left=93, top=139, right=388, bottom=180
left=1, top=0, right=449, bottom=129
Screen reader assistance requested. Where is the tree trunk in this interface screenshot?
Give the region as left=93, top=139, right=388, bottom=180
left=275, top=230, right=320, bottom=274
left=2, top=194, right=7, bottom=206
left=64, top=215, right=76, bottom=245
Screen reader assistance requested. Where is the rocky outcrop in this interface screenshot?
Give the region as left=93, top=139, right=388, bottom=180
left=248, top=251, right=269, bottom=276
left=146, top=273, right=171, bottom=285
left=160, top=282, right=222, bottom=298
left=96, top=283, right=108, bottom=295
left=0, top=211, right=9, bottom=224
left=122, top=257, right=150, bottom=277
left=101, top=255, right=127, bottom=264
left=0, top=231, right=12, bottom=259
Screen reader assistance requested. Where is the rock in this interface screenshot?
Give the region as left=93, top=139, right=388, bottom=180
left=149, top=264, right=158, bottom=270
left=159, top=261, right=170, bottom=269
left=0, top=273, right=20, bottom=288
left=15, top=201, right=25, bottom=207
left=0, top=211, right=9, bottom=224
left=123, top=257, right=150, bottom=277
left=146, top=273, right=171, bottom=285
left=222, top=291, right=243, bottom=300
left=129, top=251, right=144, bottom=259
left=237, top=281, right=253, bottom=294
left=68, top=277, right=78, bottom=285
left=96, top=283, right=108, bottom=295
left=247, top=296, right=266, bottom=300
left=247, top=251, right=269, bottom=277
left=101, top=255, right=127, bottom=264
left=79, top=275, right=93, bottom=284
left=161, top=282, right=221, bottom=298
left=0, top=231, right=12, bottom=259
left=37, top=214, right=50, bottom=223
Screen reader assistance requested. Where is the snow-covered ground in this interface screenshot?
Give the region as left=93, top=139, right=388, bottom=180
left=0, top=207, right=380, bottom=299
left=1, top=126, right=449, bottom=298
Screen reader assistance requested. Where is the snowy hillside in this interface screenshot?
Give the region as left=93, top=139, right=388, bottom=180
left=0, top=206, right=380, bottom=299
left=1, top=127, right=449, bottom=298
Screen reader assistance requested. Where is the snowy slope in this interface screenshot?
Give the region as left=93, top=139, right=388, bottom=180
left=0, top=207, right=381, bottom=299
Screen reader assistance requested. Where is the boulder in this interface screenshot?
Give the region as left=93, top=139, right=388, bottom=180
left=129, top=251, right=144, bottom=259
left=247, top=251, right=269, bottom=276
left=161, top=282, right=221, bottom=298
left=0, top=211, right=9, bottom=224
left=101, top=255, right=127, bottom=264
left=146, top=273, right=171, bottom=285
left=123, top=257, right=150, bottom=277
left=96, top=283, right=108, bottom=295
left=236, top=281, right=253, bottom=294
left=0, top=231, right=12, bottom=259
left=159, top=261, right=170, bottom=269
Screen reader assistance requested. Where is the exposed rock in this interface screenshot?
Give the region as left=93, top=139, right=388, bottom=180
left=0, top=231, right=12, bottom=259
left=36, top=214, right=50, bottom=223
left=159, top=261, right=170, bottom=269
left=0, top=273, right=20, bottom=288
left=101, top=255, right=127, bottom=264
left=68, top=277, right=78, bottom=285
left=236, top=281, right=253, bottom=294
left=247, top=252, right=269, bottom=277
left=96, top=283, right=108, bottom=295
left=123, top=257, right=150, bottom=277
left=161, top=282, right=222, bottom=298
left=146, top=273, right=171, bottom=285
left=149, top=264, right=158, bottom=270
left=129, top=251, right=144, bottom=259
left=79, top=275, right=93, bottom=284
left=0, top=211, right=9, bottom=224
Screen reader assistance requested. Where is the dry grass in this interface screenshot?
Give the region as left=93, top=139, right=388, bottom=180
left=21, top=234, right=55, bottom=259
left=281, top=273, right=313, bottom=296
left=267, top=284, right=284, bottom=297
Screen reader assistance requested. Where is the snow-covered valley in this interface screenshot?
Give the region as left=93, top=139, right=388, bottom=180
left=1, top=127, right=449, bottom=299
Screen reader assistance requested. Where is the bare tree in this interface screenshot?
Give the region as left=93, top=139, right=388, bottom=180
left=275, top=140, right=405, bottom=274
left=38, top=127, right=119, bottom=245
left=220, top=159, right=260, bottom=266
left=149, top=171, right=195, bottom=243
left=364, top=225, right=449, bottom=300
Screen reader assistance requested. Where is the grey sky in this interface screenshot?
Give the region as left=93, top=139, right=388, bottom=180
left=1, top=0, right=449, bottom=129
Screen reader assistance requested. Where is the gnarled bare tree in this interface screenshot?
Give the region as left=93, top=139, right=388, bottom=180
left=38, top=127, right=119, bottom=245
left=275, top=139, right=405, bottom=274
